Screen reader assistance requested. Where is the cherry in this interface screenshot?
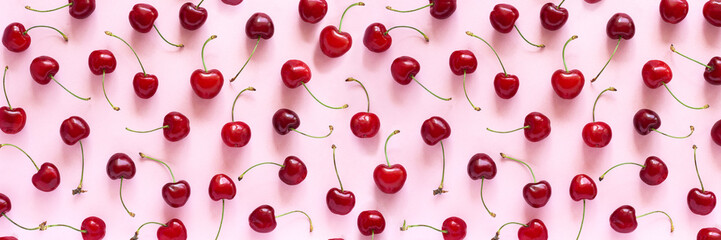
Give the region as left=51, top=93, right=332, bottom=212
left=1, top=143, right=62, bottom=192
left=25, top=0, right=96, bottom=19
left=660, top=0, right=688, bottom=24
left=421, top=116, right=451, bottom=195
left=60, top=116, right=90, bottom=195
left=319, top=2, right=365, bottom=58
left=582, top=87, right=616, bottom=148
left=88, top=49, right=120, bottom=111
left=126, top=111, right=191, bottom=142
left=363, top=23, right=428, bottom=53
left=222, top=87, right=255, bottom=147
left=713, top=120, right=721, bottom=146
left=633, top=108, right=694, bottom=138
left=501, top=153, right=551, bottom=208
left=671, top=44, right=721, bottom=85
left=0, top=199, right=101, bottom=237
left=327, top=145, right=356, bottom=215
left=688, top=145, right=717, bottom=215
left=230, top=13, right=274, bottom=82
left=487, top=112, right=551, bottom=142
left=272, top=108, right=334, bottom=138
left=299, top=0, right=328, bottom=23
left=222, top=0, right=243, bottom=5
left=0, top=237, right=17, bottom=240
left=401, top=217, right=467, bottom=240
left=489, top=4, right=545, bottom=48
left=140, top=153, right=191, bottom=208
left=600, top=156, right=669, bottom=186
left=106, top=153, right=136, bottom=217
left=467, top=153, right=497, bottom=217
left=105, top=31, right=161, bottom=99
left=128, top=4, right=183, bottom=47
left=179, top=1, right=208, bottom=30
left=248, top=205, right=313, bottom=233
left=493, top=219, right=547, bottom=240
left=551, top=35, right=584, bottom=99
left=585, top=0, right=601, bottom=3
left=449, top=50, right=480, bottom=110
left=238, top=156, right=308, bottom=185
left=2, top=22, right=67, bottom=52
left=466, top=31, right=519, bottom=99
left=569, top=174, right=596, bottom=239
left=0, top=193, right=9, bottom=214
left=357, top=210, right=385, bottom=238
left=209, top=174, right=236, bottom=239
left=698, top=227, right=721, bottom=240
left=390, top=56, right=452, bottom=101
left=132, top=218, right=187, bottom=240
left=281, top=59, right=348, bottom=109
left=0, top=66, right=26, bottom=134
left=704, top=0, right=721, bottom=26
left=29, top=56, right=91, bottom=100
left=374, top=130, right=407, bottom=194
left=609, top=205, right=674, bottom=233
left=81, top=216, right=106, bottom=240
left=386, top=0, right=457, bottom=19
left=347, top=78, right=380, bottom=138
left=539, top=1, right=569, bottom=31
left=643, top=58, right=709, bottom=109
left=190, top=35, right=223, bottom=99
left=592, top=13, right=634, bottom=82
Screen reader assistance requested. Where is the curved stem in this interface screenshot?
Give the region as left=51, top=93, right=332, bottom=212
left=24, top=25, right=68, bottom=41
left=72, top=140, right=87, bottom=195
left=576, top=200, right=586, bottom=240
left=514, top=25, right=544, bottom=48
left=462, top=71, right=480, bottom=111
left=196, top=0, right=207, bottom=8
left=383, top=130, right=400, bottom=167
left=651, top=126, right=694, bottom=139
left=119, top=177, right=135, bottom=217
left=662, top=82, right=709, bottom=110
left=338, top=2, right=365, bottom=32
left=486, top=125, right=529, bottom=134
left=345, top=78, right=370, bottom=112
left=2, top=66, right=10, bottom=109
left=466, top=31, right=506, bottom=75
left=46, top=223, right=85, bottom=233
left=411, top=76, right=452, bottom=101
left=562, top=35, right=578, bottom=72
left=636, top=210, right=674, bottom=233
left=101, top=71, right=120, bottom=111
left=105, top=31, right=146, bottom=75
left=599, top=162, right=645, bottom=181
left=201, top=35, right=218, bottom=72
left=230, top=87, right=256, bottom=122
left=25, top=2, right=73, bottom=13
left=670, top=44, right=712, bottom=69
left=1, top=143, right=39, bottom=170
left=433, top=141, right=447, bottom=195
left=301, top=82, right=348, bottom=109
left=2, top=213, right=41, bottom=231
left=290, top=125, right=333, bottom=139
left=494, top=221, right=528, bottom=239
left=557, top=0, right=567, bottom=8
left=386, top=3, right=433, bottom=13
left=140, top=152, right=176, bottom=183
left=500, top=153, right=536, bottom=183
left=214, top=199, right=225, bottom=240
left=692, top=145, right=705, bottom=191
left=126, top=125, right=169, bottom=134
left=592, top=87, right=617, bottom=122
left=385, top=26, right=429, bottom=42
left=591, top=38, right=621, bottom=82
left=275, top=210, right=313, bottom=232
left=230, top=37, right=260, bottom=82
left=51, top=75, right=90, bottom=101
left=400, top=220, right=447, bottom=233
left=238, top=162, right=284, bottom=181
left=153, top=25, right=184, bottom=48
left=331, top=144, right=344, bottom=191
left=134, top=221, right=166, bottom=239
left=480, top=178, right=496, bottom=217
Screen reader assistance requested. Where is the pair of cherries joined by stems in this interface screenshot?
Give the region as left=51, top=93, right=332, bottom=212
left=501, top=153, right=552, bottom=208
left=400, top=217, right=467, bottom=240
left=126, top=112, right=191, bottom=142
left=2, top=22, right=67, bottom=53
left=319, top=2, right=364, bottom=58
left=131, top=218, right=187, bottom=240
left=486, top=112, right=551, bottom=142
left=1, top=194, right=105, bottom=240
left=0, top=144, right=60, bottom=192
left=25, top=0, right=96, bottom=19
left=60, top=116, right=90, bottom=195
left=492, top=219, right=548, bottom=240
left=1, top=67, right=26, bottom=134
left=281, top=59, right=348, bottom=110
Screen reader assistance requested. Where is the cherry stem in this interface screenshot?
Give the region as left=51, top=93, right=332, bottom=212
left=0, top=143, right=39, bottom=170
left=2, top=66, right=10, bottom=109
left=386, top=3, right=433, bottom=13
left=119, top=177, right=135, bottom=217
left=480, top=178, right=496, bottom=217
left=201, top=35, right=218, bottom=72
left=105, top=31, right=146, bottom=75
left=196, top=0, right=206, bottom=8
left=25, top=2, right=73, bottom=13
left=290, top=125, right=333, bottom=138
left=153, top=25, right=184, bottom=47
left=331, top=144, right=345, bottom=191
left=591, top=38, right=621, bottom=82
left=230, top=37, right=260, bottom=82
left=591, top=87, right=617, bottom=122
left=661, top=82, right=709, bottom=110
left=636, top=210, right=674, bottom=233
left=230, top=87, right=256, bottom=122
left=346, top=77, right=370, bottom=112
left=338, top=2, right=365, bottom=32
left=670, top=44, right=712, bottom=69
left=466, top=31, right=506, bottom=75
left=126, top=125, right=169, bottom=134
left=72, top=140, right=87, bottom=195
left=400, top=220, right=448, bottom=233
left=411, top=76, right=452, bottom=101
left=45, top=223, right=85, bottom=232
left=562, top=35, right=578, bottom=72
left=214, top=199, right=225, bottom=240
left=692, top=145, right=705, bottom=191
left=134, top=221, right=166, bottom=239
left=557, top=0, right=567, bottom=8
left=385, top=26, right=429, bottom=42
left=140, top=152, right=176, bottom=183
left=371, top=231, right=375, bottom=240
left=514, top=25, right=544, bottom=48
left=462, top=71, right=481, bottom=111
left=24, top=25, right=68, bottom=41
left=599, top=162, right=645, bottom=181
left=101, top=71, right=120, bottom=111
left=301, top=82, right=348, bottom=109
left=433, top=141, right=448, bottom=195
left=494, top=221, right=528, bottom=239
left=50, top=75, right=90, bottom=101
left=500, top=153, right=536, bottom=183
left=2, top=213, right=41, bottom=231
left=651, top=126, right=694, bottom=139
left=487, top=125, right=529, bottom=134
left=275, top=210, right=314, bottom=232
left=383, top=130, right=400, bottom=167
left=576, top=200, right=586, bottom=240
left=1, top=214, right=87, bottom=233
left=238, top=162, right=284, bottom=181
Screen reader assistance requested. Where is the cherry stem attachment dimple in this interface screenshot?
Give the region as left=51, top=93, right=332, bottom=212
left=670, top=44, right=712, bottom=69
left=400, top=220, right=448, bottom=233
left=25, top=2, right=73, bottom=13
left=466, top=31, right=506, bottom=75
left=214, top=199, right=225, bottom=240
left=636, top=210, right=674, bottom=233
left=651, top=126, right=694, bottom=139
left=133, top=222, right=166, bottom=239
left=230, top=87, right=256, bottom=122
left=562, top=35, right=578, bottom=72
left=140, top=152, right=176, bottom=183
left=501, top=153, right=536, bottom=183
left=291, top=125, right=333, bottom=139
left=557, top=0, right=567, bottom=8
left=201, top=35, right=218, bottom=72
left=2, top=66, right=11, bottom=109
left=661, top=82, right=709, bottom=110
left=386, top=3, right=434, bottom=13
left=692, top=145, right=705, bottom=191
left=105, top=31, right=146, bottom=75
left=385, top=26, right=429, bottom=42
left=338, top=2, right=365, bottom=32
left=24, top=25, right=68, bottom=41
left=383, top=130, right=400, bottom=167
left=101, top=71, right=120, bottom=111
left=346, top=78, right=370, bottom=112
left=591, top=38, right=621, bottom=83
left=301, top=82, right=348, bottom=109
left=119, top=177, right=135, bottom=217
left=514, top=25, right=544, bottom=48
left=592, top=87, right=616, bottom=122
left=331, top=144, right=345, bottom=191
left=72, top=140, right=87, bottom=195
left=433, top=141, right=448, bottom=195
left=0, top=143, right=39, bottom=170
left=462, top=71, right=480, bottom=111
left=238, top=162, right=284, bottom=181
left=487, top=125, right=529, bottom=134
left=494, top=221, right=529, bottom=239
left=576, top=200, right=586, bottom=240
left=153, top=25, right=183, bottom=47
left=599, top=162, right=645, bottom=181
left=50, top=75, right=90, bottom=101
left=230, top=37, right=260, bottom=82
left=480, top=178, right=496, bottom=217
left=411, top=76, right=452, bottom=101
left=275, top=210, right=313, bottom=232
left=126, top=125, right=169, bottom=134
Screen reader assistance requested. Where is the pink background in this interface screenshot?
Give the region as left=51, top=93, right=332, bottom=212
left=1, top=0, right=721, bottom=239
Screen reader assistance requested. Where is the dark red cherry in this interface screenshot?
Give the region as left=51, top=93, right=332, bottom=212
left=517, top=219, right=548, bottom=240
left=373, top=164, right=407, bottom=194
left=279, top=156, right=308, bottom=185
left=163, top=112, right=190, bottom=142
left=688, top=189, right=717, bottom=215
left=391, top=56, right=419, bottom=85
left=246, top=13, right=274, bottom=39
left=162, top=180, right=191, bottom=208
left=660, top=0, right=688, bottom=24
left=209, top=174, right=236, bottom=201
left=0, top=107, right=26, bottom=134
left=523, top=180, right=552, bottom=208
left=633, top=109, right=660, bottom=135
left=609, top=205, right=637, bottom=233
left=221, top=121, right=251, bottom=147
left=298, top=0, right=328, bottom=23
left=489, top=4, right=519, bottom=33
left=524, top=112, right=551, bottom=142
left=178, top=2, right=207, bottom=31
left=88, top=50, right=116, bottom=75
left=357, top=210, right=385, bottom=236
left=639, top=156, right=668, bottom=185
left=30, top=56, right=59, bottom=84
left=421, top=116, right=451, bottom=145
left=272, top=108, right=300, bottom=135
left=106, top=153, right=136, bottom=180
left=156, top=218, right=187, bottom=240
left=133, top=72, right=159, bottom=99
left=222, top=0, right=243, bottom=5
left=249, top=205, right=277, bottom=233
left=494, top=73, right=519, bottom=99
left=449, top=50, right=477, bottom=75
left=698, top=227, right=721, bottom=240
left=606, top=13, right=635, bottom=40
left=81, top=216, right=106, bottom=240
left=429, top=0, right=457, bottom=19
left=319, top=26, right=352, bottom=58
left=281, top=60, right=311, bottom=88
left=551, top=69, right=584, bottom=99
left=569, top=174, right=597, bottom=201
left=2, top=23, right=30, bottom=52
left=326, top=188, right=355, bottom=215
left=642, top=60, right=672, bottom=89
left=60, top=116, right=89, bottom=145
left=539, top=3, right=569, bottom=31
left=585, top=0, right=601, bottom=3
left=68, top=0, right=96, bottom=19
left=712, top=119, right=721, bottom=146
left=582, top=122, right=612, bottom=148
left=704, top=0, right=721, bottom=27
left=0, top=193, right=11, bottom=214
left=33, top=162, right=61, bottom=192
left=363, top=23, right=391, bottom=53
left=704, top=57, right=721, bottom=85
left=350, top=112, right=380, bottom=138
left=467, top=153, right=496, bottom=180
left=129, top=3, right=158, bottom=33
left=0, top=236, right=17, bottom=240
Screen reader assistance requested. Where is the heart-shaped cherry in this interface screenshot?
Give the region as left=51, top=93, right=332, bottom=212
left=0, top=66, right=26, bottom=134
left=401, top=217, right=467, bottom=240
left=126, top=112, right=190, bottom=142
left=30, top=56, right=91, bottom=100
left=698, top=227, right=721, bottom=240
left=688, top=145, right=717, bottom=215
left=132, top=218, right=187, bottom=240
left=642, top=58, right=709, bottom=109
left=230, top=13, right=274, bottom=82
left=569, top=174, right=597, bottom=239
left=106, top=153, right=136, bottom=217
left=501, top=153, right=552, bottom=208
left=191, top=35, right=223, bottom=99
left=489, top=4, right=545, bottom=48
left=493, top=219, right=548, bottom=240
left=299, top=0, right=328, bottom=23
left=140, top=153, right=191, bottom=208
left=60, top=116, right=90, bottom=195
left=363, top=23, right=428, bottom=53
left=660, top=0, right=688, bottom=24
left=81, top=216, right=106, bottom=240
left=281, top=59, right=348, bottom=109
left=327, top=145, right=356, bottom=215
left=466, top=31, right=520, bottom=99
left=88, top=49, right=119, bottom=111
left=386, top=0, right=457, bottom=19
left=347, top=78, right=380, bottom=138
left=128, top=4, right=183, bottom=47
left=221, top=87, right=255, bottom=147
left=209, top=173, right=236, bottom=239
left=609, top=205, right=674, bottom=233
left=25, top=0, right=96, bottom=19
left=105, top=31, right=161, bottom=99
left=704, top=0, right=721, bottom=26
left=249, top=205, right=313, bottom=233
left=1, top=144, right=61, bottom=192
left=592, top=13, right=634, bottom=82
left=539, top=1, right=569, bottom=31
left=238, top=156, right=308, bottom=185
left=582, top=87, right=616, bottom=148
left=390, top=56, right=452, bottom=101
left=2, top=22, right=67, bottom=52
left=552, top=35, right=584, bottom=99
left=600, top=156, right=669, bottom=186
left=319, top=2, right=365, bottom=58
left=421, top=116, right=451, bottom=195
left=374, top=130, right=407, bottom=194
left=357, top=210, right=385, bottom=238
left=178, top=1, right=208, bottom=30
left=468, top=153, right=497, bottom=217
left=487, top=112, right=551, bottom=142
left=671, top=44, right=721, bottom=85
left=449, top=50, right=479, bottom=110
left=633, top=108, right=694, bottom=138
left=272, top=108, right=334, bottom=138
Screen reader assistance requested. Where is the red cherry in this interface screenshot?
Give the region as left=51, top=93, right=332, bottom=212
left=490, top=4, right=518, bottom=33
left=449, top=50, right=477, bottom=75
left=493, top=219, right=548, bottom=240
left=327, top=145, right=356, bottom=215
left=190, top=35, right=223, bottom=99
left=487, top=112, right=551, bottom=142
left=129, top=4, right=158, bottom=33
left=466, top=31, right=520, bottom=99
left=299, top=0, right=328, bottom=23
left=0, top=67, right=26, bottom=135
left=373, top=130, right=407, bottom=194
left=209, top=174, right=236, bottom=201
left=390, top=56, right=451, bottom=101
left=642, top=60, right=671, bottom=88
left=81, top=216, right=106, bottom=240
left=610, top=205, right=674, bottom=233
left=671, top=44, right=721, bottom=85
left=178, top=2, right=208, bottom=31
left=599, top=156, right=669, bottom=186
left=238, top=156, right=308, bottom=185
left=133, top=72, right=159, bottom=99
left=106, top=153, right=136, bottom=217
left=33, top=162, right=61, bottom=192
left=660, top=0, right=688, bottom=24
left=712, top=119, right=721, bottom=146
left=281, top=59, right=311, bottom=88
left=591, top=13, right=635, bottom=82
left=319, top=2, right=365, bottom=58
left=688, top=145, right=717, bottom=215
left=585, top=0, right=601, bottom=2
left=221, top=87, right=255, bottom=147
left=0, top=193, right=9, bottom=213
left=29, top=56, right=58, bottom=85
left=363, top=23, right=428, bottom=53
left=88, top=49, right=120, bottom=110
left=704, top=0, right=721, bottom=26
left=539, top=2, right=569, bottom=31
left=0, top=237, right=17, bottom=240
left=401, top=216, right=466, bottom=240
left=357, top=210, right=385, bottom=237
left=467, top=153, right=496, bottom=181
left=569, top=174, right=597, bottom=201
left=698, top=227, right=721, bottom=240
left=222, top=0, right=243, bottom=5
left=2, top=22, right=67, bottom=53
left=272, top=108, right=334, bottom=138
left=502, top=153, right=552, bottom=208
left=249, top=205, right=313, bottom=233
left=386, top=0, right=456, bottom=19
left=156, top=218, right=187, bottom=240
left=347, top=78, right=380, bottom=138
left=25, top=0, right=95, bottom=19
left=126, top=112, right=190, bottom=142
left=141, top=152, right=191, bottom=208
left=551, top=35, right=584, bottom=99
left=60, top=116, right=89, bottom=145
left=421, top=116, right=451, bottom=146
left=228, top=13, right=274, bottom=82
left=582, top=87, right=616, bottom=148
left=632, top=108, right=694, bottom=138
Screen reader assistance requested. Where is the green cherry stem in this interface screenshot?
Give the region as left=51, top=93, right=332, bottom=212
left=214, top=199, right=225, bottom=240
left=480, top=178, right=496, bottom=217
left=1, top=214, right=86, bottom=233
left=411, top=76, right=452, bottom=101
left=345, top=77, right=370, bottom=112
left=636, top=210, right=674, bottom=232
left=101, top=71, right=120, bottom=111
left=433, top=141, right=448, bottom=195
left=0, top=143, right=39, bottom=170
left=462, top=70, right=480, bottom=111
left=201, top=35, right=218, bottom=72
left=230, top=37, right=260, bottom=82
left=105, top=31, right=146, bottom=75
left=50, top=75, right=90, bottom=101
left=385, top=26, right=429, bottom=42
left=275, top=210, right=313, bottom=232
left=153, top=25, right=184, bottom=47
left=591, top=87, right=617, bottom=122
left=557, top=0, right=567, bottom=8
left=25, top=2, right=73, bottom=13
left=2, top=66, right=11, bottom=109
left=238, top=162, right=284, bottom=181
left=331, top=144, right=345, bottom=191
left=576, top=200, right=586, bottom=240
left=591, top=38, right=621, bottom=83
left=562, top=35, right=578, bottom=72
left=487, top=125, right=529, bottom=134
left=132, top=222, right=167, bottom=240
left=598, top=162, right=645, bottom=181
left=23, top=25, right=68, bottom=41
left=140, top=152, right=176, bottom=183
left=386, top=2, right=433, bottom=13
left=693, top=145, right=705, bottom=191
left=119, top=177, right=135, bottom=217
left=466, top=31, right=506, bottom=75
left=661, top=82, right=709, bottom=110
left=126, top=125, right=169, bottom=134
left=230, top=87, right=256, bottom=122
left=196, top=0, right=207, bottom=8
left=383, top=130, right=400, bottom=167
left=301, top=82, right=348, bottom=109
left=500, top=153, right=536, bottom=183
left=493, top=221, right=528, bottom=240
left=514, top=25, right=544, bottom=48
left=670, top=44, right=712, bottom=69
left=72, top=140, right=87, bottom=195
left=400, top=220, right=448, bottom=233
left=290, top=125, right=334, bottom=138
left=338, top=2, right=365, bottom=33
left=2, top=213, right=42, bottom=231
left=651, top=126, right=694, bottom=139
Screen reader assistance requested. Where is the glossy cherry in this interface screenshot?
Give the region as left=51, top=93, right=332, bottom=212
left=386, top=0, right=456, bottom=19
left=401, top=217, right=467, bottom=240
left=357, top=210, right=385, bottom=237
left=1, top=67, right=26, bottom=134
left=140, top=153, right=191, bottom=208
left=493, top=219, right=548, bottom=240
left=238, top=156, right=308, bottom=185
left=29, top=56, right=90, bottom=100
left=582, top=87, right=615, bottom=148
left=0, top=144, right=61, bottom=192
left=327, top=145, right=356, bottom=215
left=222, top=87, right=255, bottom=147
left=0, top=237, right=17, bottom=240
left=609, top=205, right=674, bottom=233
left=25, top=0, right=96, bottom=19
left=421, top=116, right=451, bottom=195
left=539, top=2, right=569, bottom=31
left=281, top=59, right=347, bottom=109
left=209, top=174, right=236, bottom=239
left=128, top=5, right=185, bottom=50
left=633, top=108, right=694, bottom=138
left=0, top=193, right=9, bottom=214
left=698, top=227, right=721, bottom=240
left=191, top=35, right=223, bottom=99
left=363, top=23, right=428, bottom=53
left=704, top=0, right=721, bottom=26
left=81, top=216, right=106, bottom=240
left=3, top=22, right=67, bottom=53
left=660, top=0, right=688, bottom=24
left=88, top=49, right=120, bottom=111
left=105, top=31, right=162, bottom=100
left=229, top=13, right=274, bottom=82
left=643, top=59, right=709, bottom=109
left=592, top=13, right=634, bottom=82
left=132, top=218, right=187, bottom=240
left=671, top=44, right=721, bottom=85
left=319, top=2, right=364, bottom=58
left=178, top=2, right=208, bottom=30
left=107, top=153, right=136, bottom=217
left=126, top=111, right=190, bottom=142
left=552, top=35, right=584, bottom=99
left=466, top=31, right=519, bottom=99
left=249, top=205, right=313, bottom=233
left=60, top=116, right=90, bottom=195
left=712, top=119, right=721, bottom=146
left=390, top=56, right=451, bottom=101
left=501, top=153, right=551, bottom=208
left=272, top=108, right=334, bottom=138
left=374, top=130, right=407, bottom=194
left=487, top=112, right=551, bottom=142
left=569, top=174, right=596, bottom=239
left=600, top=156, right=669, bottom=186
left=347, top=78, right=380, bottom=138
left=489, top=4, right=544, bottom=48
left=688, top=145, right=717, bottom=215
left=299, top=0, right=328, bottom=23
left=449, top=50, right=479, bottom=110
